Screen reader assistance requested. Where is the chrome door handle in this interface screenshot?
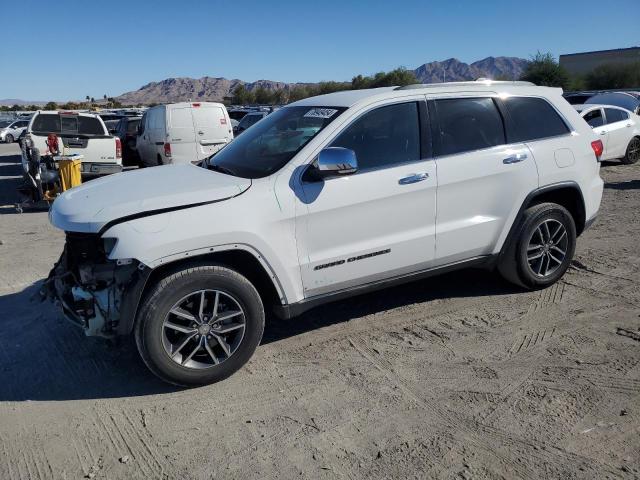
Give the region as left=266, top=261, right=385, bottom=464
left=399, top=172, right=429, bottom=185
left=503, top=153, right=527, bottom=164
left=599, top=131, right=607, bottom=135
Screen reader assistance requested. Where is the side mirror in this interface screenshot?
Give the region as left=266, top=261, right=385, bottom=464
left=317, top=147, right=358, bottom=177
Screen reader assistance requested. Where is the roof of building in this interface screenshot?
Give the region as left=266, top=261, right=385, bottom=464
left=560, top=46, right=640, bottom=58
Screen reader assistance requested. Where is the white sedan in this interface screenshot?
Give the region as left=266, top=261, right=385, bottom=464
left=574, top=104, right=640, bottom=164
left=0, top=119, right=29, bottom=143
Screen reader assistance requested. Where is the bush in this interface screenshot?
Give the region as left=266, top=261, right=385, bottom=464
left=520, top=52, right=570, bottom=89
left=586, top=62, right=640, bottom=90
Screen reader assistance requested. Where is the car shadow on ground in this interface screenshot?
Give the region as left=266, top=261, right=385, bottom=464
left=0, top=268, right=519, bottom=402
left=605, top=179, right=640, bottom=190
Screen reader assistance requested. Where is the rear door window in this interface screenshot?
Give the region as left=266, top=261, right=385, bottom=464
left=331, top=102, right=420, bottom=170
left=583, top=109, right=604, bottom=128
left=604, top=108, right=628, bottom=124
left=434, top=97, right=505, bottom=156
left=503, top=97, right=570, bottom=142
left=192, top=106, right=225, bottom=129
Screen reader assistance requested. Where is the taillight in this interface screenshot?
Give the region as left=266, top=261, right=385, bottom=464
left=163, top=142, right=172, bottom=157
left=591, top=140, right=603, bottom=160
left=115, top=137, right=122, bottom=159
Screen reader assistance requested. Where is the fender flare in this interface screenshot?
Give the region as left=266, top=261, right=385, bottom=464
left=116, top=243, right=287, bottom=335
left=498, top=181, right=586, bottom=263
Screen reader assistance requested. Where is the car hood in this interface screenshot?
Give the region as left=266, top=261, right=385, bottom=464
left=50, top=164, right=251, bottom=233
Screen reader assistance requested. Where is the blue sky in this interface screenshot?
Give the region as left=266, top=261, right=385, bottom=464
left=1, top=0, right=637, bottom=101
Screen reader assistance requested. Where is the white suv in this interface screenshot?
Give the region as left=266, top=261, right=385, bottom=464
left=46, top=81, right=604, bottom=386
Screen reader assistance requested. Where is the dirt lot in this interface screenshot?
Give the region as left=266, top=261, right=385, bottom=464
left=0, top=141, right=639, bottom=480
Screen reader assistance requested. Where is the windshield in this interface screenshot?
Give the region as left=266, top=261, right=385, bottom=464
left=208, top=106, right=345, bottom=178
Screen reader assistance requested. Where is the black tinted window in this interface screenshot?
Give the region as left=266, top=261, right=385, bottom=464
left=331, top=102, right=420, bottom=170
left=583, top=109, right=604, bottom=128
left=605, top=108, right=628, bottom=124
left=434, top=98, right=505, bottom=156
left=31, top=114, right=61, bottom=133
left=32, top=114, right=105, bottom=135
left=127, top=119, right=140, bottom=134
left=504, top=97, right=569, bottom=142
left=78, top=117, right=106, bottom=135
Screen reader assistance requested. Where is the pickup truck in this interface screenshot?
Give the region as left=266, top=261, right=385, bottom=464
left=23, top=111, right=122, bottom=175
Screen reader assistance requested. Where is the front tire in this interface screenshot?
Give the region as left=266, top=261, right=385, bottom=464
left=5, top=134, right=13, bottom=143
left=621, top=137, right=640, bottom=165
left=135, top=264, right=265, bottom=386
left=499, top=203, right=576, bottom=289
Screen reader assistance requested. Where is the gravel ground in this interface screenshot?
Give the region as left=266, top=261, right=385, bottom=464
left=0, top=142, right=639, bottom=480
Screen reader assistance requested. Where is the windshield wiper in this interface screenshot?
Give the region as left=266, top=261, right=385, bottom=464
left=209, top=163, right=237, bottom=176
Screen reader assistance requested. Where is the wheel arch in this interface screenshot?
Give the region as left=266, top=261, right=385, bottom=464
left=499, top=182, right=586, bottom=261
left=117, top=247, right=285, bottom=335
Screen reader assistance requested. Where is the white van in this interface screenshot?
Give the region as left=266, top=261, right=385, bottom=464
left=136, top=102, right=233, bottom=167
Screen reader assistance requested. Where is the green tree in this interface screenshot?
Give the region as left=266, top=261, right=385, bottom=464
left=44, top=101, right=58, bottom=110
left=520, top=52, right=570, bottom=88
left=232, top=84, right=256, bottom=105
left=586, top=62, right=640, bottom=90
left=254, top=87, right=273, bottom=105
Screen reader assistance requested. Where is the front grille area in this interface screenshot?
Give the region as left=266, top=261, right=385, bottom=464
left=64, top=232, right=106, bottom=273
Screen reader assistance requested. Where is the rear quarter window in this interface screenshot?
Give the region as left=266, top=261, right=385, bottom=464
left=503, top=97, right=570, bottom=142
left=604, top=108, right=628, bottom=124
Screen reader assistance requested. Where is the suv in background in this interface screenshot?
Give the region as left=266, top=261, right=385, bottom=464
left=23, top=111, right=122, bottom=175
left=1, top=119, right=29, bottom=143
left=46, top=81, right=603, bottom=386
left=233, top=111, right=268, bottom=135
left=113, top=116, right=142, bottom=166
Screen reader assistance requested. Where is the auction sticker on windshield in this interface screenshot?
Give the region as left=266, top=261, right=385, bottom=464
left=304, top=108, right=338, bottom=119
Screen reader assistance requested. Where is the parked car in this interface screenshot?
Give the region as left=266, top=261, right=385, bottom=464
left=98, top=113, right=126, bottom=133
left=46, top=81, right=603, bottom=386
left=1, top=119, right=30, bottom=143
left=113, top=116, right=142, bottom=166
left=136, top=102, right=233, bottom=167
left=575, top=104, right=640, bottom=164
left=233, top=111, right=268, bottom=135
left=23, top=111, right=122, bottom=175
left=585, top=92, right=640, bottom=115
left=227, top=109, right=250, bottom=122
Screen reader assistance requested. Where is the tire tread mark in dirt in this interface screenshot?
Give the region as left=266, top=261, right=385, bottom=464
left=123, top=410, right=165, bottom=475
left=71, top=436, right=88, bottom=478
left=0, top=431, right=18, bottom=480
left=509, top=327, right=556, bottom=356
left=107, top=412, right=155, bottom=477
left=347, top=336, right=538, bottom=480
left=528, top=283, right=565, bottom=314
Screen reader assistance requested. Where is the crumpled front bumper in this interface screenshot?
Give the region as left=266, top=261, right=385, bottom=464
left=42, top=234, right=142, bottom=337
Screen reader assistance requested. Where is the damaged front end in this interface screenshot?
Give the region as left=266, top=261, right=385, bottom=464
left=43, top=232, right=148, bottom=337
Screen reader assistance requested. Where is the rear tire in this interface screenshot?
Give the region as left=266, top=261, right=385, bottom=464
left=135, top=264, right=264, bottom=386
left=498, top=203, right=576, bottom=289
left=5, top=134, right=13, bottom=144
left=621, top=136, right=640, bottom=165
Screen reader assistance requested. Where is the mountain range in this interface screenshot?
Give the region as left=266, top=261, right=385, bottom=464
left=114, top=56, right=528, bottom=105
left=2, top=56, right=528, bottom=106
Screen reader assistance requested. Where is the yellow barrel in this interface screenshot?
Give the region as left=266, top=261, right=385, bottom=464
left=58, top=159, right=82, bottom=191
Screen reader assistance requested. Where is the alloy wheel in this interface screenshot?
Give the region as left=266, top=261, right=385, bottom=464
left=162, top=289, right=246, bottom=369
left=526, top=219, right=568, bottom=278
